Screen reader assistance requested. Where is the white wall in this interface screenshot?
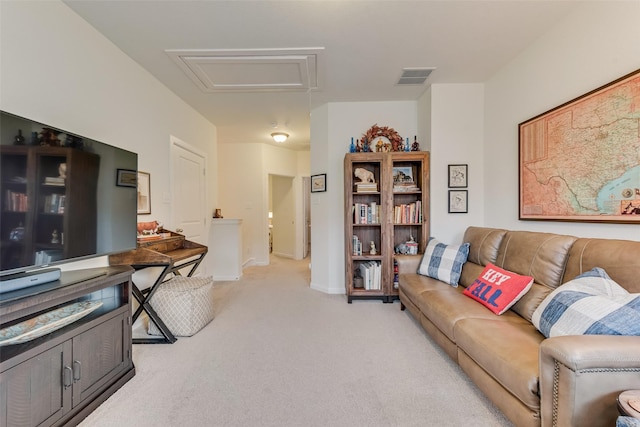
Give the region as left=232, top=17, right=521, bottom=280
left=310, top=101, right=418, bottom=295
left=218, top=142, right=310, bottom=266
left=1, top=1, right=219, bottom=274
left=429, top=84, right=485, bottom=244
left=484, top=1, right=640, bottom=241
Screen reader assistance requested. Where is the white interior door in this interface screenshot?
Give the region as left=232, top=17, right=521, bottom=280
left=170, top=136, right=206, bottom=244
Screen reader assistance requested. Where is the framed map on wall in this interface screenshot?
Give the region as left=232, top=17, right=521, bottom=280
left=519, top=68, right=640, bottom=223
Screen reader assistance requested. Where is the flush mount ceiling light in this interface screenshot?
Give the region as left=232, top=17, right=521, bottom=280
left=271, top=132, right=289, bottom=143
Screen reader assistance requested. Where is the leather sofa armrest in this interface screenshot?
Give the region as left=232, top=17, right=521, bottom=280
left=539, top=335, right=640, bottom=427
left=395, top=255, right=422, bottom=275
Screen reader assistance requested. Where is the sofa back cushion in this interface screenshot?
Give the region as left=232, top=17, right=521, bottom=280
left=564, top=238, right=640, bottom=293
left=494, top=231, right=577, bottom=322
left=459, top=227, right=507, bottom=288
left=463, top=227, right=507, bottom=266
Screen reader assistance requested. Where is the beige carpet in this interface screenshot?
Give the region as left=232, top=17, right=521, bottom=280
left=79, top=256, right=513, bottom=427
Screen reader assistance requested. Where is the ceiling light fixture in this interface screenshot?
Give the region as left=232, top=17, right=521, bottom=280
left=271, top=132, right=289, bottom=143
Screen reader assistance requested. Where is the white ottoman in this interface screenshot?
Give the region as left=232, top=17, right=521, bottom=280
left=148, top=275, right=214, bottom=337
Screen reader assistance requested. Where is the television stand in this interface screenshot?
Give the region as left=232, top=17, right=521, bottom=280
left=0, top=265, right=135, bottom=426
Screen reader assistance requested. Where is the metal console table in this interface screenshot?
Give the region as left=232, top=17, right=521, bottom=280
left=109, top=229, right=207, bottom=344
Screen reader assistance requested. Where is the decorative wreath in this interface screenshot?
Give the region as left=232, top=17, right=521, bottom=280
left=359, top=124, right=404, bottom=152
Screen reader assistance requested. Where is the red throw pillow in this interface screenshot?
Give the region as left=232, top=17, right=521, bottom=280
left=463, top=263, right=534, bottom=315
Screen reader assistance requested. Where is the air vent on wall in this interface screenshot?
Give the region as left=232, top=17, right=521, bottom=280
left=396, top=67, right=435, bottom=85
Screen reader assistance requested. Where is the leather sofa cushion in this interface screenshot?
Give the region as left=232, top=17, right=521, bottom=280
left=495, top=231, right=577, bottom=322
left=459, top=261, right=485, bottom=289
left=463, top=227, right=507, bottom=267
left=564, top=238, right=640, bottom=293
left=398, top=273, right=443, bottom=303
left=395, top=254, right=422, bottom=275
left=455, top=318, right=543, bottom=411
left=416, top=285, right=529, bottom=341
left=510, top=282, right=552, bottom=323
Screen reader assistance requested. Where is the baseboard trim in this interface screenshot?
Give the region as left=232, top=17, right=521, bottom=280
left=310, top=281, right=345, bottom=295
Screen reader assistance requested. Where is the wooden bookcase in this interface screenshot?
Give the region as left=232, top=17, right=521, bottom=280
left=0, top=146, right=99, bottom=271
left=344, top=151, right=430, bottom=303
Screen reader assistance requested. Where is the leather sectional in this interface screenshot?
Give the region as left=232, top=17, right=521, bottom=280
left=397, top=226, right=640, bottom=427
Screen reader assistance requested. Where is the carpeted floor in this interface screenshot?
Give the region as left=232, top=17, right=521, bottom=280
left=79, top=255, right=513, bottom=427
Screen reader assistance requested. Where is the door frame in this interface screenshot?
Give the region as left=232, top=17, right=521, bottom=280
left=169, top=135, right=207, bottom=237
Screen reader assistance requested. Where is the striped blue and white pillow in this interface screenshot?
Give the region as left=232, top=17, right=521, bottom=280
left=532, top=267, right=640, bottom=338
left=417, top=238, right=470, bottom=287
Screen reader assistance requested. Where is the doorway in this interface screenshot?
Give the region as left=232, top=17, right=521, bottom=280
left=170, top=136, right=207, bottom=272
left=269, top=174, right=295, bottom=258
left=302, top=176, right=311, bottom=258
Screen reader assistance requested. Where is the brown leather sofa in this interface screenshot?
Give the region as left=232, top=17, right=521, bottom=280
left=397, top=226, right=640, bottom=427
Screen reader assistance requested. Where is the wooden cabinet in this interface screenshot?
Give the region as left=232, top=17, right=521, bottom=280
left=0, top=266, right=135, bottom=427
left=344, top=152, right=429, bottom=303
left=0, top=146, right=99, bottom=271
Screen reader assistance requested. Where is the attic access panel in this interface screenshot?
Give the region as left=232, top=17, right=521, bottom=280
left=166, top=48, right=324, bottom=92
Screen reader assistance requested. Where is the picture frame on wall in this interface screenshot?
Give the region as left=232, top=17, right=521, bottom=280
left=311, top=173, right=327, bottom=193
left=519, top=68, right=640, bottom=223
left=448, top=190, right=468, bottom=213
left=137, top=171, right=151, bottom=215
left=448, top=164, right=468, bottom=188
left=116, top=169, right=137, bottom=188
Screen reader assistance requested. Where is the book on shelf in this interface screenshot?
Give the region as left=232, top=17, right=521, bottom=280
left=358, top=261, right=381, bottom=290
left=355, top=182, right=378, bottom=193
left=352, top=235, right=362, bottom=256
left=44, top=176, right=65, bottom=186
left=44, top=194, right=66, bottom=214
left=394, top=201, right=422, bottom=224
left=10, top=176, right=27, bottom=184
left=353, top=202, right=380, bottom=224
left=4, top=189, right=28, bottom=212
left=393, top=182, right=420, bottom=192
left=34, top=249, right=63, bottom=265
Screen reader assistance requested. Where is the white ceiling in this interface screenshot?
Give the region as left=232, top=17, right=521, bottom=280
left=63, top=0, right=583, bottom=151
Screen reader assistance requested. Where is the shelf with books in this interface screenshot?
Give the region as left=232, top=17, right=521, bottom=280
left=0, top=146, right=98, bottom=270
left=388, top=152, right=429, bottom=300
left=344, top=153, right=387, bottom=303
left=344, top=151, right=429, bottom=303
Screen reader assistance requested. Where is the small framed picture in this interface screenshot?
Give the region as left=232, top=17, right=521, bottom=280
left=449, top=190, right=468, bottom=213
left=116, top=169, right=137, bottom=187
left=137, top=171, right=151, bottom=215
left=392, top=166, right=414, bottom=184
left=311, top=173, right=327, bottom=193
left=448, top=164, right=468, bottom=188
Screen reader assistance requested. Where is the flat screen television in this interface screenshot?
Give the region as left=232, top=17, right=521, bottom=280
left=0, top=111, right=138, bottom=291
